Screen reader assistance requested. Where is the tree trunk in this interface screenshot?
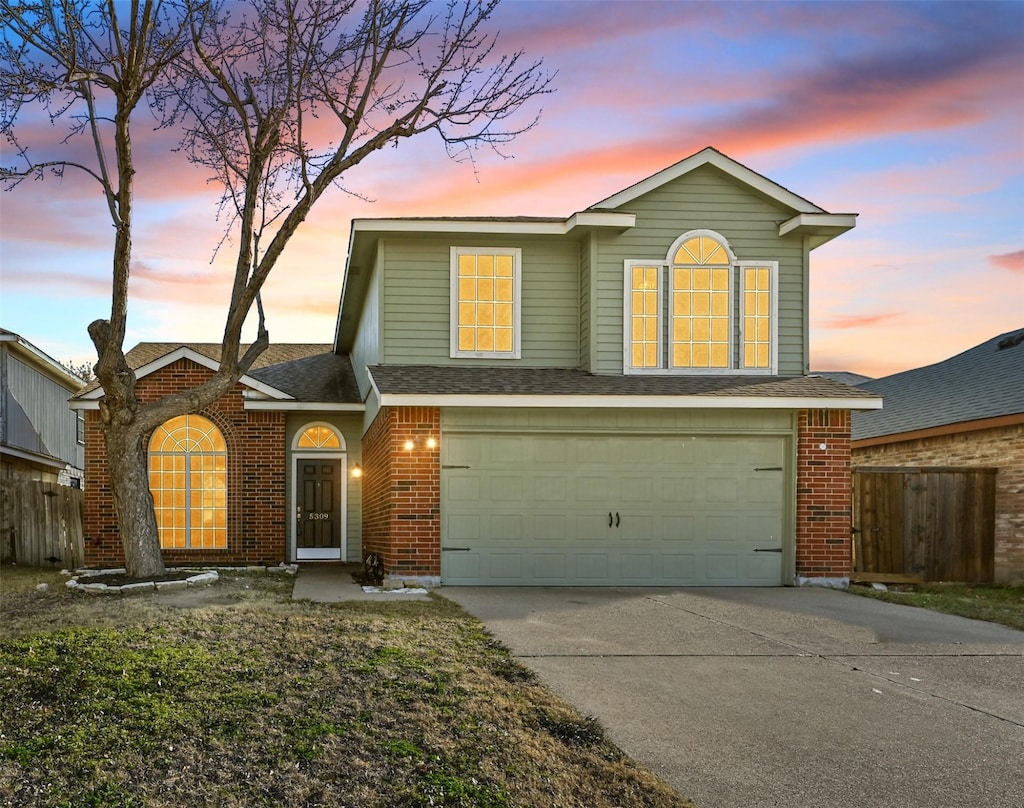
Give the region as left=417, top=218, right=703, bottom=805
left=105, top=418, right=166, bottom=579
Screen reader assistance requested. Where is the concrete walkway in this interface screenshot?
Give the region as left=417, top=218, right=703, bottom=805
left=439, top=586, right=1024, bottom=808
left=291, top=563, right=430, bottom=603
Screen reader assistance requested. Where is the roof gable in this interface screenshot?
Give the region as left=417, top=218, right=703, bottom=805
left=73, top=343, right=340, bottom=404
left=589, top=147, right=824, bottom=214
left=853, top=328, right=1024, bottom=441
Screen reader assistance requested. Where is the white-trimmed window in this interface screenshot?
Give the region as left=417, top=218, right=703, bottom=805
left=624, top=230, right=778, bottom=374
left=450, top=246, right=522, bottom=359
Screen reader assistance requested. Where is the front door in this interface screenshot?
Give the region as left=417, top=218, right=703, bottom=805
left=295, top=458, right=343, bottom=560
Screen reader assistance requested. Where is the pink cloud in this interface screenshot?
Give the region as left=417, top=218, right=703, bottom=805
left=989, top=250, right=1024, bottom=273
left=819, top=312, right=904, bottom=330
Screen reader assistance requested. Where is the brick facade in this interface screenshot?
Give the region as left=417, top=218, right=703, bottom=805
left=853, top=422, right=1024, bottom=583
left=795, top=409, right=853, bottom=582
left=83, top=359, right=288, bottom=567
left=361, top=406, right=441, bottom=579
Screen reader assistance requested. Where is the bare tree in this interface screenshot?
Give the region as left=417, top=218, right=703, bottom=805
left=1, top=0, right=551, bottom=578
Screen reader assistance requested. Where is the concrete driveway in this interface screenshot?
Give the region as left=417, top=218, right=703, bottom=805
left=439, top=586, right=1024, bottom=808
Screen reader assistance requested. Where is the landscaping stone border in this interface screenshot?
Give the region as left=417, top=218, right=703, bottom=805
left=62, top=565, right=298, bottom=595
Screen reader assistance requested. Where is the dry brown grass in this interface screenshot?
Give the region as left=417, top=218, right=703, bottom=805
left=0, top=565, right=693, bottom=807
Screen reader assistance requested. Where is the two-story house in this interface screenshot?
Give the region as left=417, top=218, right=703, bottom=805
left=74, top=147, right=882, bottom=586
left=1, top=328, right=85, bottom=487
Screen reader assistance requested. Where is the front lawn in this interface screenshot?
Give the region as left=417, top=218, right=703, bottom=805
left=849, top=582, right=1024, bottom=631
left=0, top=565, right=691, bottom=807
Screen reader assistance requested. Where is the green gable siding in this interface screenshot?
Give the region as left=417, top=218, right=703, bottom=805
left=591, top=164, right=806, bottom=376
left=351, top=257, right=382, bottom=400
left=381, top=235, right=581, bottom=367
left=579, top=236, right=591, bottom=368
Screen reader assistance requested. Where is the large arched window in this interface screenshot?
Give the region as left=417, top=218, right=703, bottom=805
left=148, top=414, right=227, bottom=549
left=624, top=229, right=777, bottom=374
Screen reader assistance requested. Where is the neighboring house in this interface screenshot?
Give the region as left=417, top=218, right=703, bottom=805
left=73, top=147, right=881, bottom=586
left=1, top=328, right=85, bottom=487
left=852, top=329, right=1024, bottom=583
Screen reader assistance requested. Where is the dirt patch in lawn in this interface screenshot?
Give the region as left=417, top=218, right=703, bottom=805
left=0, top=565, right=693, bottom=807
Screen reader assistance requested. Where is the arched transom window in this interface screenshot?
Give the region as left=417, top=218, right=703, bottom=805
left=296, top=424, right=343, bottom=449
left=148, top=414, right=227, bottom=550
left=671, top=234, right=733, bottom=369
left=624, top=229, right=777, bottom=374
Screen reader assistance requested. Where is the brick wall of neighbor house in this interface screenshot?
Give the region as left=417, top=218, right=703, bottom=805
left=795, top=409, right=853, bottom=582
left=83, top=359, right=288, bottom=568
left=361, top=406, right=441, bottom=578
left=853, top=423, right=1024, bottom=583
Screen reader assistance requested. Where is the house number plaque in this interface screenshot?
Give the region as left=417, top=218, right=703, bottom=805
left=308, top=513, right=331, bottom=521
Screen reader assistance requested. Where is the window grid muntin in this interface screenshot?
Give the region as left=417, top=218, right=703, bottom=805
left=739, top=262, right=776, bottom=370
left=623, top=231, right=777, bottom=375
left=148, top=414, right=227, bottom=550
left=670, top=263, right=732, bottom=369
left=451, top=247, right=520, bottom=358
left=628, top=264, right=663, bottom=369
left=297, top=425, right=341, bottom=449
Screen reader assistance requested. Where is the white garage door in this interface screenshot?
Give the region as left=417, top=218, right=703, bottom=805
left=441, top=432, right=787, bottom=586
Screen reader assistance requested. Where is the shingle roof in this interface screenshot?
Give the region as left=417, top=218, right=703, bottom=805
left=249, top=352, right=361, bottom=403
left=369, top=365, right=879, bottom=400
left=79, top=343, right=362, bottom=404
left=812, top=371, right=874, bottom=386
left=852, top=328, right=1024, bottom=441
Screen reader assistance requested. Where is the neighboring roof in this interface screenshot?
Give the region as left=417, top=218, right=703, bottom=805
left=75, top=343, right=362, bottom=406
left=368, top=365, right=881, bottom=409
left=812, top=371, right=874, bottom=386
left=852, top=328, right=1024, bottom=442
left=0, top=328, right=85, bottom=390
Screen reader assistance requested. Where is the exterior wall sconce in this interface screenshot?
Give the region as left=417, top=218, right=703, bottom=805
left=402, top=437, right=440, bottom=451
left=351, top=464, right=363, bottom=478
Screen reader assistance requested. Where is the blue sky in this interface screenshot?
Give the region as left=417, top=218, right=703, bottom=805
left=1, top=0, right=1021, bottom=377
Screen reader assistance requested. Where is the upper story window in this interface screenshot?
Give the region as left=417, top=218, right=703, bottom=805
left=450, top=246, right=522, bottom=359
left=624, top=230, right=777, bottom=375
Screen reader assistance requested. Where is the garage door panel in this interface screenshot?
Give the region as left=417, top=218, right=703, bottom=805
left=576, top=477, right=610, bottom=502
left=663, top=553, right=697, bottom=580
left=441, top=431, right=787, bottom=586
left=707, top=478, right=739, bottom=503
left=705, top=553, right=739, bottom=581
left=621, top=476, right=656, bottom=503
left=621, top=553, right=654, bottom=579
left=488, top=553, right=523, bottom=580
left=448, top=476, right=480, bottom=501
left=535, top=476, right=568, bottom=502
left=661, top=477, right=696, bottom=502
left=576, top=554, right=609, bottom=580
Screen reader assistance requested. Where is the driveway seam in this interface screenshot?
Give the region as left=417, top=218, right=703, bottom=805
left=638, top=593, right=1024, bottom=727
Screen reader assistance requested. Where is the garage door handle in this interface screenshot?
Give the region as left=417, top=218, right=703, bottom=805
left=608, top=512, right=613, bottom=528
left=442, top=547, right=471, bottom=552
left=754, top=547, right=783, bottom=553
left=615, top=512, right=620, bottom=528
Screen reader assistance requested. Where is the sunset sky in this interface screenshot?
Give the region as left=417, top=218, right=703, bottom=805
left=1, top=0, right=1022, bottom=379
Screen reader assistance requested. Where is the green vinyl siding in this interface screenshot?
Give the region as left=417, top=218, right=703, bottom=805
left=591, top=164, right=806, bottom=375
left=381, top=236, right=580, bottom=367
left=351, top=257, right=382, bottom=401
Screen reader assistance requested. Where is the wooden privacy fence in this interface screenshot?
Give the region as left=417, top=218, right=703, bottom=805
left=1, top=479, right=85, bottom=568
left=852, top=467, right=996, bottom=583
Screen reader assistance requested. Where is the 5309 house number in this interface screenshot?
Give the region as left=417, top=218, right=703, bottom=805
left=308, top=513, right=331, bottom=521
